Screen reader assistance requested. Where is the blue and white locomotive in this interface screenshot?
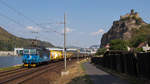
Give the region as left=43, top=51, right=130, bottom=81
left=22, top=47, right=50, bottom=67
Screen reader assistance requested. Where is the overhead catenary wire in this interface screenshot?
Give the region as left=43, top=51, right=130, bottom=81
left=0, top=22, right=9, bottom=29
left=0, top=10, right=40, bottom=39
left=0, top=0, right=63, bottom=36
left=0, top=12, right=26, bottom=28
left=0, top=10, right=66, bottom=48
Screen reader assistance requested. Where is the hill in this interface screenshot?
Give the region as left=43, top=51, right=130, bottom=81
left=0, top=27, right=54, bottom=51
left=100, top=9, right=148, bottom=48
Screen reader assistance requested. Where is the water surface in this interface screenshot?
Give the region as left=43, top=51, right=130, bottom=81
left=0, top=56, right=22, bottom=68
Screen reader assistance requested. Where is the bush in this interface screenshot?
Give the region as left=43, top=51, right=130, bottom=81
left=131, top=34, right=147, bottom=47
left=109, top=39, right=128, bottom=50
left=135, top=48, right=143, bottom=52
left=96, top=48, right=106, bottom=55
left=136, top=18, right=142, bottom=25
left=0, top=40, right=13, bottom=51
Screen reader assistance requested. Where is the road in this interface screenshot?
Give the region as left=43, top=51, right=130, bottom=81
left=83, top=62, right=130, bottom=84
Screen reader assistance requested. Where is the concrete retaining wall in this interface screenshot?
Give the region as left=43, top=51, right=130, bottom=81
left=0, top=51, right=14, bottom=56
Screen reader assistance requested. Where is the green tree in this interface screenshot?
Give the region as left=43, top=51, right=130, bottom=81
left=0, top=40, right=13, bottom=51
left=96, top=48, right=106, bottom=55
left=131, top=34, right=147, bottom=47
left=109, top=39, right=128, bottom=50
left=135, top=48, right=143, bottom=52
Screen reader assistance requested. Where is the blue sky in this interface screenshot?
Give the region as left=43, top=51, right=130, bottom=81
left=0, top=0, right=149, bottom=48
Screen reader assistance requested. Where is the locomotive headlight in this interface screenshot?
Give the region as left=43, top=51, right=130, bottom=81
left=29, top=55, right=32, bottom=59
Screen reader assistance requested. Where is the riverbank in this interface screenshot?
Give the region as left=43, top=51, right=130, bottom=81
left=0, top=64, right=22, bottom=71
left=0, top=55, right=18, bottom=56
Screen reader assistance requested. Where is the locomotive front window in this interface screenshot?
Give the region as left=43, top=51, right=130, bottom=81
left=23, top=49, right=29, bottom=54
left=23, top=49, right=36, bottom=54
left=30, top=49, right=36, bottom=54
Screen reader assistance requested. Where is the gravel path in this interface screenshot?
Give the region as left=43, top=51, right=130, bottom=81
left=83, top=62, right=130, bottom=84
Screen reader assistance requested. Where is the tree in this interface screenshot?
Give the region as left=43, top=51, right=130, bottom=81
left=0, top=40, right=13, bottom=51
left=96, top=48, right=106, bottom=55
left=109, top=39, right=128, bottom=50
left=135, top=48, right=143, bottom=52
left=131, top=34, right=147, bottom=47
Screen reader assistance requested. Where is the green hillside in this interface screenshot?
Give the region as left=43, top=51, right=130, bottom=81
left=130, top=24, right=150, bottom=47
left=0, top=27, right=54, bottom=51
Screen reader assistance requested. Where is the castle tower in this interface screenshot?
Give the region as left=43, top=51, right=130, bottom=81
left=135, top=12, right=139, bottom=18
left=131, top=9, right=134, bottom=15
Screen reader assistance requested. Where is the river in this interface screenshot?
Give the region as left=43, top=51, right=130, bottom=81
left=0, top=56, right=22, bottom=68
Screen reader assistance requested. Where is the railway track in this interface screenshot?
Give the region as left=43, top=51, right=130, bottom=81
left=19, top=62, right=66, bottom=84
left=21, top=59, right=79, bottom=84
left=0, top=59, right=78, bottom=84
left=0, top=62, right=57, bottom=84
left=0, top=67, right=23, bottom=74
left=0, top=68, right=28, bottom=77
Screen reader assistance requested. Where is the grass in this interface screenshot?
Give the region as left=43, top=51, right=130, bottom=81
left=68, top=74, right=93, bottom=84
left=79, top=59, right=93, bottom=84
left=0, top=64, right=22, bottom=71
left=58, top=59, right=93, bottom=84
left=80, top=63, right=86, bottom=71
left=79, top=59, right=89, bottom=71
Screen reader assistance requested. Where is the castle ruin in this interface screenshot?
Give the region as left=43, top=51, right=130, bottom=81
left=120, top=9, right=139, bottom=20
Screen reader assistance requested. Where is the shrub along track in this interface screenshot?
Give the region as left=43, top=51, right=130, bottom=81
left=0, top=59, right=80, bottom=84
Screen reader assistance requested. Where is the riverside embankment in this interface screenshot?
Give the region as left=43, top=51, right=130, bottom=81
left=0, top=51, right=15, bottom=56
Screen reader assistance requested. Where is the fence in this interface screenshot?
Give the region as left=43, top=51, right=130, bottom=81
left=91, top=51, right=150, bottom=79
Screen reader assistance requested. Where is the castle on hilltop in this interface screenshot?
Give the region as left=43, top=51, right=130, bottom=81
left=120, top=9, right=139, bottom=20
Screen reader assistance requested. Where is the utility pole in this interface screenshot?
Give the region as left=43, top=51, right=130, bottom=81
left=31, top=31, right=38, bottom=47
left=64, top=13, right=67, bottom=71
left=77, top=49, right=79, bottom=62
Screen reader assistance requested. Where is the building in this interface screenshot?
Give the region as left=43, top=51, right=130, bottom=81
left=137, top=42, right=150, bottom=52
left=104, top=43, right=110, bottom=51
left=14, top=48, right=24, bottom=56
left=120, top=9, right=139, bottom=20
left=142, top=44, right=150, bottom=52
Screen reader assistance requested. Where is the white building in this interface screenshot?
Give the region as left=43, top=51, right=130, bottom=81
left=14, top=48, right=24, bottom=56
left=46, top=48, right=78, bottom=52
left=143, top=44, right=150, bottom=52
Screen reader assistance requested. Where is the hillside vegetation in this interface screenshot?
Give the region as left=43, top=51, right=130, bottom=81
left=130, top=24, right=150, bottom=47
left=0, top=27, right=54, bottom=51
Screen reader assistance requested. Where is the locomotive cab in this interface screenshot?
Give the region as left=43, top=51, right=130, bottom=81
left=22, top=47, right=50, bottom=67
left=22, top=48, right=39, bottom=67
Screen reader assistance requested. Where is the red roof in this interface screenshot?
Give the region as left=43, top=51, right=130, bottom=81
left=137, top=42, right=147, bottom=48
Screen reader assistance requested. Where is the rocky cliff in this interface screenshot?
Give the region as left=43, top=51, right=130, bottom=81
left=100, top=10, right=147, bottom=48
